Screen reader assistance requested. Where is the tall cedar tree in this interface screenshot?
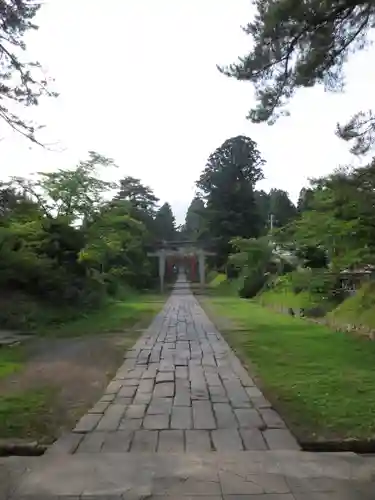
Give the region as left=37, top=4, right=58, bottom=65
left=220, top=1, right=375, bottom=154
left=197, top=135, right=264, bottom=264
left=154, top=202, right=176, bottom=241
left=183, top=197, right=207, bottom=240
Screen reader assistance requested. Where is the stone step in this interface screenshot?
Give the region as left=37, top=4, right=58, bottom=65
left=47, top=426, right=300, bottom=455
left=5, top=450, right=373, bottom=499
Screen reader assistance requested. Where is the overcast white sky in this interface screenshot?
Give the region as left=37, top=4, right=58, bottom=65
left=2, top=0, right=375, bottom=223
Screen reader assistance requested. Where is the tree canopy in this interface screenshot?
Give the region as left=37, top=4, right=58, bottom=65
left=221, top=1, right=375, bottom=154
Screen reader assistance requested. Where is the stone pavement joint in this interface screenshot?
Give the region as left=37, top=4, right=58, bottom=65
left=62, top=272, right=300, bottom=453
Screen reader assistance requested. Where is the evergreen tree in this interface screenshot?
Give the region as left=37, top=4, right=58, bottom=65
left=116, top=177, right=159, bottom=216
left=183, top=197, right=206, bottom=240
left=154, top=202, right=176, bottom=241
left=254, top=189, right=270, bottom=233
left=221, top=1, right=375, bottom=154
left=197, top=135, right=265, bottom=263
left=269, top=189, right=297, bottom=228
left=297, top=187, right=315, bottom=213
left=116, top=176, right=159, bottom=238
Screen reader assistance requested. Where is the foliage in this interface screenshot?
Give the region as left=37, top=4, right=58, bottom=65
left=11, top=151, right=117, bottom=222
left=80, top=201, right=152, bottom=291
left=290, top=269, right=342, bottom=302
left=258, top=268, right=344, bottom=318
left=0, top=152, right=171, bottom=330
left=284, top=161, right=375, bottom=270
left=230, top=236, right=272, bottom=274
left=0, top=0, right=57, bottom=142
left=229, top=237, right=274, bottom=298
left=221, top=0, right=375, bottom=153
left=196, top=135, right=265, bottom=264
left=294, top=245, right=328, bottom=269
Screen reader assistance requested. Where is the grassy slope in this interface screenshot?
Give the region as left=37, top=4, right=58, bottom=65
left=329, top=282, right=375, bottom=330
left=203, top=296, right=375, bottom=442
left=0, top=293, right=165, bottom=442
left=207, top=272, right=241, bottom=296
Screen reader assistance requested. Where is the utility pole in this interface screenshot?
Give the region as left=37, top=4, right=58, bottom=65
left=270, top=213, right=274, bottom=234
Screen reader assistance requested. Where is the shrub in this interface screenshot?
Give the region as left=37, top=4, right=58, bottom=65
left=239, top=272, right=267, bottom=298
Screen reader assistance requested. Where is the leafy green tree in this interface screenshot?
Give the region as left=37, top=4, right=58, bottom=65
left=221, top=0, right=375, bottom=153
left=0, top=152, right=164, bottom=329
left=197, top=135, right=265, bottom=263
left=286, top=161, right=375, bottom=270
left=81, top=200, right=152, bottom=290
left=0, top=0, right=57, bottom=142
left=154, top=202, right=176, bottom=241
left=0, top=151, right=181, bottom=329
left=229, top=236, right=283, bottom=297
left=230, top=236, right=273, bottom=276
left=11, top=151, right=116, bottom=223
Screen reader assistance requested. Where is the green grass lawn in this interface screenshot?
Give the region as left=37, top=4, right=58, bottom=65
left=259, top=288, right=314, bottom=309
left=0, top=346, right=24, bottom=380
left=0, top=389, right=59, bottom=442
left=39, top=294, right=165, bottom=337
left=203, top=296, right=375, bottom=443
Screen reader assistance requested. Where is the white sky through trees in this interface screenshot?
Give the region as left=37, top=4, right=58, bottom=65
left=2, top=0, right=375, bottom=223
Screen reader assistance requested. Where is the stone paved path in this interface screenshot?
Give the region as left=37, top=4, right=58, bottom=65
left=2, top=275, right=375, bottom=498
left=56, top=273, right=298, bottom=454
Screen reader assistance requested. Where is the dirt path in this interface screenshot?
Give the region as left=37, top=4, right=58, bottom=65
left=0, top=334, right=131, bottom=444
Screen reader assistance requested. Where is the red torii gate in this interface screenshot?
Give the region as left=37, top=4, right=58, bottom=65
left=147, top=241, right=215, bottom=292
left=165, top=253, right=198, bottom=281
